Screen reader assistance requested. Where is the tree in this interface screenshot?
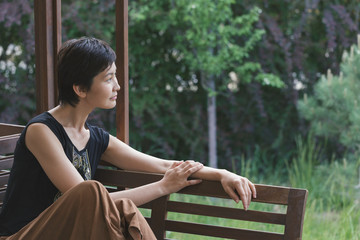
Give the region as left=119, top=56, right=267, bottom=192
left=226, top=0, right=359, bottom=163
left=168, top=0, right=283, bottom=167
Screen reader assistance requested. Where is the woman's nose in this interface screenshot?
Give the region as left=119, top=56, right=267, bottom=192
left=114, top=77, right=121, bottom=91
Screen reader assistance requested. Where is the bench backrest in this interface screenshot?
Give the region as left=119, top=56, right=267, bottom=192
left=0, top=123, right=308, bottom=239
left=95, top=163, right=308, bottom=240
left=0, top=123, right=25, bottom=210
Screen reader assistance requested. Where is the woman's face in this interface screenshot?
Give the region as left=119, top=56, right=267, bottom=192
left=83, top=62, right=120, bottom=109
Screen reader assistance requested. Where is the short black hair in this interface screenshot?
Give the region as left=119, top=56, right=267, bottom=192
left=57, top=37, right=116, bottom=106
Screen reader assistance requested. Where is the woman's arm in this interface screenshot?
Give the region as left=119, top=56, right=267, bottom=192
left=102, top=136, right=204, bottom=205
left=26, top=123, right=84, bottom=194
left=101, top=135, right=174, bottom=173
left=109, top=161, right=203, bottom=206
left=102, top=136, right=256, bottom=210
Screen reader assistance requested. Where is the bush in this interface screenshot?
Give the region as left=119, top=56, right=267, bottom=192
left=298, top=35, right=360, bottom=152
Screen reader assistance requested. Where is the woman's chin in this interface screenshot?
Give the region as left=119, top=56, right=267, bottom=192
left=100, top=103, right=117, bottom=110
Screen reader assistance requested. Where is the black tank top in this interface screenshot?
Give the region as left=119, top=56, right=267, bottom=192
left=0, top=112, right=109, bottom=236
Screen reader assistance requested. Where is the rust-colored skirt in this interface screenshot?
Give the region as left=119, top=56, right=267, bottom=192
left=0, top=180, right=156, bottom=240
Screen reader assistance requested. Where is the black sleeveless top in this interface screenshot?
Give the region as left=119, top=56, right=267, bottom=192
left=0, top=112, right=109, bottom=236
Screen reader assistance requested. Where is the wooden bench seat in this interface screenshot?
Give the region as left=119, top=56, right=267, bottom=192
left=0, top=123, right=308, bottom=239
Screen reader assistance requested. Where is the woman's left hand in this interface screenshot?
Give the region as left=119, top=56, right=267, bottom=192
left=220, top=171, right=256, bottom=210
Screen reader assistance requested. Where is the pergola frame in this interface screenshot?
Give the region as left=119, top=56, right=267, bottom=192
left=33, top=0, right=129, bottom=143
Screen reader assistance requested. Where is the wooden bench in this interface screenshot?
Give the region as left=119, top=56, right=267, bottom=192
left=0, top=123, right=25, bottom=211
left=0, top=123, right=308, bottom=240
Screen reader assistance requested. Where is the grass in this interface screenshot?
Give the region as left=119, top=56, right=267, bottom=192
left=139, top=135, right=360, bottom=239
left=302, top=199, right=360, bottom=240
left=287, top=135, right=360, bottom=240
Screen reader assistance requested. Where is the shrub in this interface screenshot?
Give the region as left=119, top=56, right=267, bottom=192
left=298, top=35, right=360, bottom=152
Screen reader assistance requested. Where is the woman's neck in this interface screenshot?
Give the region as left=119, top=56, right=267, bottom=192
left=48, top=104, right=91, bottom=131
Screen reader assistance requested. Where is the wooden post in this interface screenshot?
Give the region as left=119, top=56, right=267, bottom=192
left=284, top=188, right=308, bottom=239
left=34, top=0, right=128, bottom=142
left=115, top=0, right=129, bottom=144
left=34, top=0, right=62, bottom=114
left=149, top=195, right=169, bottom=239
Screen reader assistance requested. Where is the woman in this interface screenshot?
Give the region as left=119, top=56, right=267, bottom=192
left=0, top=37, right=256, bottom=239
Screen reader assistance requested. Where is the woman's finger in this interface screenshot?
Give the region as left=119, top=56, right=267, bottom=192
left=245, top=183, right=252, bottom=209
left=223, top=185, right=240, bottom=204
left=185, top=163, right=203, bottom=175
left=249, top=181, right=257, bottom=198
left=239, top=186, right=248, bottom=210
left=234, top=180, right=250, bottom=210
left=169, top=161, right=181, bottom=169
left=185, top=160, right=195, bottom=163
left=186, top=179, right=202, bottom=186
left=243, top=180, right=254, bottom=209
left=176, top=161, right=203, bottom=175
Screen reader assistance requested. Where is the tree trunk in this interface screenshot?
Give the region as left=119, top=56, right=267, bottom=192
left=207, top=75, right=217, bottom=168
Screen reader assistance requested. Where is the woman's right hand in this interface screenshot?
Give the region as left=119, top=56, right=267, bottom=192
left=159, top=161, right=203, bottom=195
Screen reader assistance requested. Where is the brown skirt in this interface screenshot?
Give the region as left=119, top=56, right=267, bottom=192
left=0, top=180, right=156, bottom=240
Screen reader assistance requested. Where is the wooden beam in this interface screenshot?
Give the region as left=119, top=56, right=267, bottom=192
left=34, top=0, right=62, bottom=114
left=115, top=0, right=129, bottom=144
left=34, top=0, right=128, bottom=141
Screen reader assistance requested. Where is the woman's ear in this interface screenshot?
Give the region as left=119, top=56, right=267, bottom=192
left=73, top=84, right=87, bottom=99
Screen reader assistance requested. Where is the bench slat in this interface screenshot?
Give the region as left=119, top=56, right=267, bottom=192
left=0, top=189, right=7, bottom=205
left=0, top=123, right=24, bottom=137
left=0, top=134, right=20, bottom=155
left=0, top=174, right=9, bottom=188
left=95, top=168, right=163, bottom=187
left=95, top=168, right=292, bottom=205
left=164, top=220, right=284, bottom=240
left=0, top=156, right=14, bottom=170
left=166, top=201, right=287, bottom=225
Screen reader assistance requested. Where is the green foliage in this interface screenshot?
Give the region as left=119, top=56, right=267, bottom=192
left=289, top=134, right=360, bottom=239
left=302, top=199, right=360, bottom=240
left=298, top=39, right=360, bottom=151
left=287, top=133, right=320, bottom=190
left=61, top=0, right=115, bottom=44
left=288, top=133, right=360, bottom=210
left=127, top=0, right=286, bottom=167
left=1, top=0, right=359, bottom=172
left=0, top=0, right=36, bottom=124
left=169, top=0, right=283, bottom=92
